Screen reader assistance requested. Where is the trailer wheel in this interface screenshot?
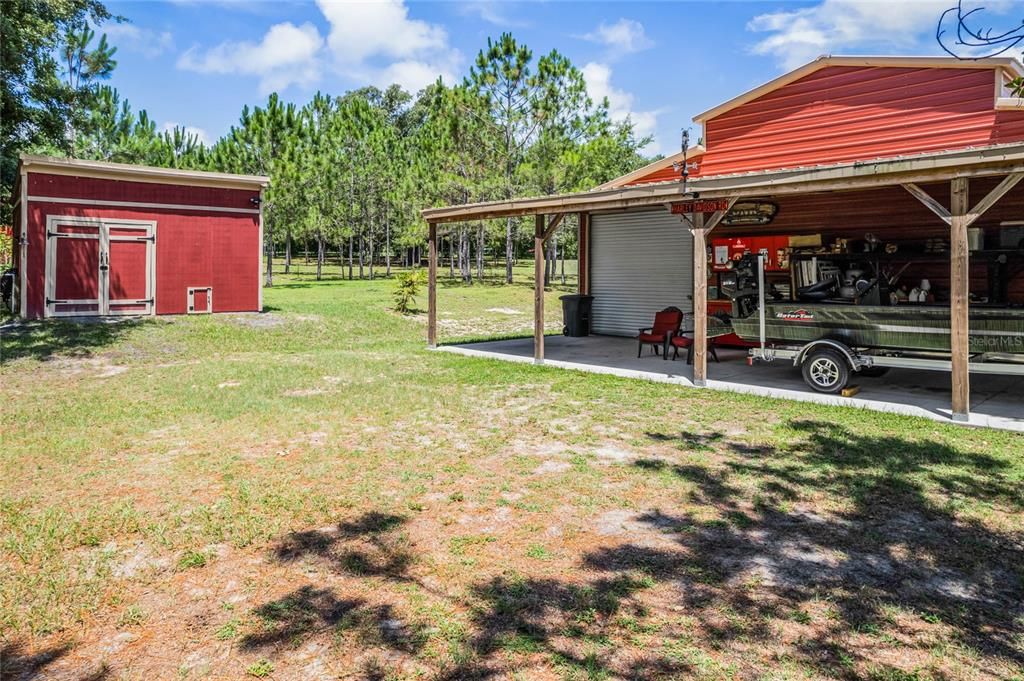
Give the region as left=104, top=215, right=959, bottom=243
left=801, top=348, right=850, bottom=393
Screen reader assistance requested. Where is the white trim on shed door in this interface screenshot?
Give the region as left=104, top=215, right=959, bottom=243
left=44, top=216, right=157, bottom=318
left=589, top=209, right=694, bottom=336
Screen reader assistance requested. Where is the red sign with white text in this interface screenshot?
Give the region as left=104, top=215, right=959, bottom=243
left=670, top=200, right=731, bottom=214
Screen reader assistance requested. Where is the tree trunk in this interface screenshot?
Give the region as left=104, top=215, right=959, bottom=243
left=265, top=222, right=273, bottom=287
left=476, top=222, right=484, bottom=282
left=284, top=228, right=292, bottom=274
left=459, top=227, right=471, bottom=283
left=505, top=217, right=514, bottom=283
left=348, top=234, right=354, bottom=280
left=358, top=234, right=364, bottom=280
left=368, top=222, right=375, bottom=281
left=560, top=237, right=566, bottom=285
left=316, top=231, right=324, bottom=281
left=385, top=205, right=391, bottom=278
left=448, top=234, right=455, bottom=279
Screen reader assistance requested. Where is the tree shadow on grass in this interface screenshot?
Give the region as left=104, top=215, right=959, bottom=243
left=272, top=511, right=414, bottom=580
left=443, top=420, right=1022, bottom=678
left=434, top=572, right=689, bottom=681
left=0, top=318, right=145, bottom=363
left=615, top=419, right=1024, bottom=676
left=240, top=512, right=429, bottom=673
left=245, top=427, right=1024, bottom=678
left=0, top=641, right=72, bottom=681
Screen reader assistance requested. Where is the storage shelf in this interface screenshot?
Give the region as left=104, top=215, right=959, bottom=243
left=790, top=249, right=1024, bottom=263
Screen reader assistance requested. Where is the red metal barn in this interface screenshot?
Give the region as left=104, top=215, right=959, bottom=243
left=10, top=155, right=269, bottom=319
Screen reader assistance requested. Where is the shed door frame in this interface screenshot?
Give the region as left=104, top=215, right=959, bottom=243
left=45, top=216, right=157, bottom=318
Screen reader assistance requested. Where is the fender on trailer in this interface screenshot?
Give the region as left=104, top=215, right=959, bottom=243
left=793, top=339, right=862, bottom=370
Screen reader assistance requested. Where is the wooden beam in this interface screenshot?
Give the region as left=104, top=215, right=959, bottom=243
left=950, top=177, right=970, bottom=421
left=964, top=172, right=1024, bottom=227
left=427, top=221, right=438, bottom=348
left=692, top=212, right=709, bottom=387
left=578, top=212, right=589, bottom=295
left=702, top=197, right=740, bottom=234
left=541, top=213, right=564, bottom=242
left=422, top=147, right=1024, bottom=224
left=902, top=183, right=952, bottom=225
left=534, top=214, right=545, bottom=364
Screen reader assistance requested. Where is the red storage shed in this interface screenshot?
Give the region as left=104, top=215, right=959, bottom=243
left=10, top=154, right=269, bottom=319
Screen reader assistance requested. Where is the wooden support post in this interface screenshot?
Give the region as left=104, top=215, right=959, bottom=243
left=534, top=214, right=545, bottom=364
left=950, top=177, right=970, bottom=421
left=692, top=212, right=709, bottom=387
left=427, top=221, right=438, bottom=348
left=578, top=212, right=589, bottom=295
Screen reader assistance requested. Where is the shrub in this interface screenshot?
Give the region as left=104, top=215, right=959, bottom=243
left=393, top=269, right=426, bottom=314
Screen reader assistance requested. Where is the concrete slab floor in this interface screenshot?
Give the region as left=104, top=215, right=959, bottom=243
left=440, top=334, right=1024, bottom=433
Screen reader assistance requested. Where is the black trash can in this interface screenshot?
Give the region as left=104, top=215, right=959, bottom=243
left=560, top=294, right=593, bottom=337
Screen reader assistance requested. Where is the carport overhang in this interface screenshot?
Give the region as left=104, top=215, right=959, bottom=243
left=419, top=141, right=1024, bottom=424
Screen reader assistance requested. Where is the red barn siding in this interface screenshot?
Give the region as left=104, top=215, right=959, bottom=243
left=28, top=173, right=258, bottom=211
left=23, top=171, right=260, bottom=318
left=700, top=66, right=1024, bottom=177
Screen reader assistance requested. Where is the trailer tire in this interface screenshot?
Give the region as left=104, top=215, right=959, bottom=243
left=801, top=348, right=850, bottom=394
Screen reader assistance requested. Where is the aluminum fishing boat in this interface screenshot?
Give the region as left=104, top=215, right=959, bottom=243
left=729, top=303, right=1024, bottom=354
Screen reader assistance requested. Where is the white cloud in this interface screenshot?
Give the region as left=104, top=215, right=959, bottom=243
left=317, top=0, right=461, bottom=91
left=581, top=19, right=653, bottom=55
left=458, top=1, right=529, bottom=28
left=374, top=58, right=458, bottom=94
left=747, top=0, right=952, bottom=70
left=101, top=23, right=174, bottom=58
left=175, top=1, right=459, bottom=95
left=582, top=62, right=663, bottom=151
left=162, top=122, right=211, bottom=146
left=317, top=0, right=448, bottom=64
left=177, top=21, right=323, bottom=94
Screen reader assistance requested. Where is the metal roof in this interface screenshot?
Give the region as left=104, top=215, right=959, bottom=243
left=420, top=142, right=1024, bottom=223
left=692, top=55, right=1024, bottom=123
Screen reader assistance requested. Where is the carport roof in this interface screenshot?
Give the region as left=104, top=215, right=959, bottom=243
left=420, top=142, right=1024, bottom=224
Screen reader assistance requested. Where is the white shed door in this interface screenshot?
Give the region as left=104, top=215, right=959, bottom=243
left=589, top=209, right=693, bottom=336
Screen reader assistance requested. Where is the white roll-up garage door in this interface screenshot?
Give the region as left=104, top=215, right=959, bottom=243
left=589, top=209, right=694, bottom=336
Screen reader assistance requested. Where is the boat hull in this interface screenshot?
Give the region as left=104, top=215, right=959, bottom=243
left=729, top=303, right=1024, bottom=354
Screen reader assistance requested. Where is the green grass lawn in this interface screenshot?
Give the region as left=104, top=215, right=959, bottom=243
left=1, top=267, right=1022, bottom=680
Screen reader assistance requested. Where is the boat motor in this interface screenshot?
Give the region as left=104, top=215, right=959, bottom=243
left=722, top=254, right=782, bottom=318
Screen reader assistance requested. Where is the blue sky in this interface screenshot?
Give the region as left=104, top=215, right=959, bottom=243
left=101, top=0, right=1024, bottom=156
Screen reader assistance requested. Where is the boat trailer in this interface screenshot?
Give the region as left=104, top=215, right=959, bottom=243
left=743, top=256, right=1024, bottom=394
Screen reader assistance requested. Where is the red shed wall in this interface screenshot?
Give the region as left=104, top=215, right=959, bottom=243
left=700, top=66, right=1024, bottom=177
left=28, top=172, right=257, bottom=211
left=23, top=172, right=259, bottom=318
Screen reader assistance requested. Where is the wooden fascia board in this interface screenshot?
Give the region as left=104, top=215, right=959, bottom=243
left=19, top=154, right=270, bottom=190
